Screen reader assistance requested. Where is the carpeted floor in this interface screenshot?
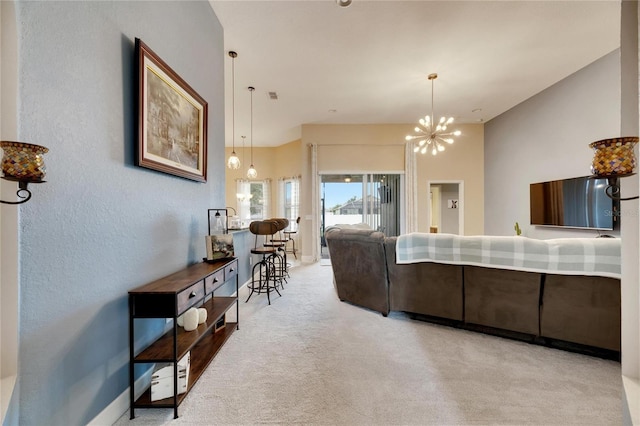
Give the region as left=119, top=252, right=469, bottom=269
left=116, top=261, right=622, bottom=425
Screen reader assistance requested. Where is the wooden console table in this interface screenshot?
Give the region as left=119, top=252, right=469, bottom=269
left=128, top=258, right=239, bottom=419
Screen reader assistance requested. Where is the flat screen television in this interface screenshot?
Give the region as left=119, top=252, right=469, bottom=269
left=529, top=176, right=618, bottom=230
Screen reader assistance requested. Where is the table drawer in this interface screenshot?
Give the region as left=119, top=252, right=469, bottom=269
left=225, top=260, right=238, bottom=281
left=177, top=281, right=205, bottom=315
left=205, top=269, right=225, bottom=294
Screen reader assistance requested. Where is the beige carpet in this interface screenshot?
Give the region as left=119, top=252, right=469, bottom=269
left=116, top=262, right=622, bottom=425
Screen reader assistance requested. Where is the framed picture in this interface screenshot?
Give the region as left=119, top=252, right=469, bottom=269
left=136, top=38, right=208, bottom=182
left=205, top=234, right=235, bottom=261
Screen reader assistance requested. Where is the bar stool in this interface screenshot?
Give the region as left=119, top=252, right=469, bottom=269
left=246, top=220, right=282, bottom=305
left=283, top=217, right=300, bottom=259
left=264, top=218, right=289, bottom=283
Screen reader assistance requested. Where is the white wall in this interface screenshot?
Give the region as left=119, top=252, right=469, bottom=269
left=484, top=50, right=621, bottom=239
left=619, top=1, right=640, bottom=424
left=0, top=1, right=20, bottom=424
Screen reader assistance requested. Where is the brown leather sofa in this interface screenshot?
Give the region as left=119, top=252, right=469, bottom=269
left=385, top=241, right=464, bottom=322
left=326, top=228, right=621, bottom=357
left=325, top=227, right=389, bottom=316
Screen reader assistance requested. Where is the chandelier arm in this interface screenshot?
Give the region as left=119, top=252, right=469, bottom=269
left=438, top=131, right=458, bottom=137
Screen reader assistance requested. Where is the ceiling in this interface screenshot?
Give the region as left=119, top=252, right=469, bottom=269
left=209, top=0, right=621, bottom=148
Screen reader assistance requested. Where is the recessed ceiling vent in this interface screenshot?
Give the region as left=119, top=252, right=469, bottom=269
left=268, top=91, right=278, bottom=100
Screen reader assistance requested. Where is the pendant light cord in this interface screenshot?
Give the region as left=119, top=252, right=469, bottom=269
left=227, top=52, right=241, bottom=169
left=231, top=52, right=236, bottom=153
left=428, top=73, right=437, bottom=129
left=249, top=86, right=254, bottom=164
left=241, top=135, right=246, bottom=164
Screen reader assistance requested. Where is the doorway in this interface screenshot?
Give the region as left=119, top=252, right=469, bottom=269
left=427, top=180, right=464, bottom=235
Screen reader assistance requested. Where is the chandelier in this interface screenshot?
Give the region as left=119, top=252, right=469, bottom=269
left=405, top=73, right=461, bottom=156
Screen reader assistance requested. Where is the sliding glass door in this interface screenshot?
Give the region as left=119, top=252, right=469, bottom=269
left=320, top=173, right=402, bottom=258
left=367, top=173, right=401, bottom=236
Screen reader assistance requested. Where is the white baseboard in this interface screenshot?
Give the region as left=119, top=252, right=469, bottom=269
left=623, top=375, right=640, bottom=425
left=1, top=375, right=17, bottom=424
left=87, top=368, right=153, bottom=425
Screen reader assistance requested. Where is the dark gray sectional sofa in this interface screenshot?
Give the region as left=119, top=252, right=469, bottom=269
left=325, top=227, right=621, bottom=358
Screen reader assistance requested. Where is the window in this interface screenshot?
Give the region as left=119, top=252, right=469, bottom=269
left=279, top=176, right=300, bottom=223
left=249, top=182, right=265, bottom=219
left=237, top=179, right=271, bottom=221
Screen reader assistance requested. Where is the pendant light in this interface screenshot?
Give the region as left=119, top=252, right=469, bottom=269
left=405, top=73, right=461, bottom=156
left=227, top=51, right=241, bottom=170
left=247, top=86, right=258, bottom=179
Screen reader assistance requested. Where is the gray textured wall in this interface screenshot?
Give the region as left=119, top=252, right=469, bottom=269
left=13, top=2, right=224, bottom=424
left=484, top=50, right=621, bottom=239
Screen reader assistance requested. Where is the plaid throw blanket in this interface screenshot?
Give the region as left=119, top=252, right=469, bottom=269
left=396, top=233, right=621, bottom=279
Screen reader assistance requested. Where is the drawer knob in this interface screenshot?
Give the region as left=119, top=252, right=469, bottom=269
left=189, top=291, right=197, bottom=298
left=229, top=268, right=234, bottom=272
left=213, top=278, right=218, bottom=283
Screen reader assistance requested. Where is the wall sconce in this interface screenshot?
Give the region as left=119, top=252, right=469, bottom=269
left=589, top=137, right=639, bottom=201
left=0, top=141, right=49, bottom=205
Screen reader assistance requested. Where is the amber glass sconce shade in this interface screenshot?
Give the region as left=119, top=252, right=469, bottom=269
left=589, top=137, right=639, bottom=201
left=0, top=141, right=49, bottom=205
